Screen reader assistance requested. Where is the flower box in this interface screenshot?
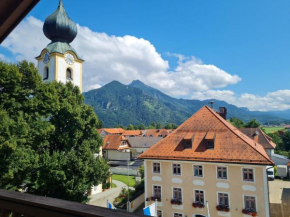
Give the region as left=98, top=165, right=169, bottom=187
left=150, top=196, right=161, bottom=202
left=192, top=202, right=205, bottom=208
left=242, top=209, right=258, bottom=216
left=171, top=199, right=182, bottom=205
left=216, top=205, right=230, bottom=212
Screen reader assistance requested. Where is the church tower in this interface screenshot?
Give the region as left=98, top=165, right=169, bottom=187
left=36, top=0, right=84, bottom=92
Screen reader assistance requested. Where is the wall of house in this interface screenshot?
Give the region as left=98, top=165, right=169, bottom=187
left=144, top=159, right=269, bottom=217
left=128, top=193, right=145, bottom=212
left=272, top=154, right=290, bottom=166
left=107, top=150, right=131, bottom=161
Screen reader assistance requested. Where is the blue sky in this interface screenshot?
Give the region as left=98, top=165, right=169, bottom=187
left=1, top=0, right=290, bottom=111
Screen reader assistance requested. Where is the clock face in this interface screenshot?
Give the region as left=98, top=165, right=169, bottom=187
left=65, top=53, right=75, bottom=65
left=43, top=52, right=50, bottom=64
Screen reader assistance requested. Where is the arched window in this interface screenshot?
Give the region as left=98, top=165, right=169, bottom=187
left=43, top=67, right=49, bottom=80
left=66, top=68, right=73, bottom=80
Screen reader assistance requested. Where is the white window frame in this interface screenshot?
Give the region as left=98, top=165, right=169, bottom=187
left=243, top=194, right=257, bottom=212
left=152, top=162, right=161, bottom=174
left=242, top=167, right=255, bottom=183
left=152, top=185, right=162, bottom=199
left=193, top=164, right=204, bottom=178
left=216, top=191, right=230, bottom=208
left=157, top=210, right=162, bottom=217
left=193, top=189, right=205, bottom=204
left=172, top=163, right=182, bottom=176
left=216, top=166, right=228, bottom=180
left=173, top=212, right=183, bottom=217
left=172, top=186, right=183, bottom=202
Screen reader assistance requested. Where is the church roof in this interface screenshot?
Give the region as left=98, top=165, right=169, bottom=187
left=45, top=42, right=82, bottom=60
left=43, top=0, right=77, bottom=44
left=139, top=106, right=274, bottom=165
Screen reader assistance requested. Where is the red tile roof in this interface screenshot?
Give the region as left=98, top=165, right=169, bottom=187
left=139, top=106, right=274, bottom=165
left=239, top=128, right=276, bottom=149
left=103, top=128, right=125, bottom=134
left=144, top=129, right=170, bottom=138
left=102, top=135, right=130, bottom=150
left=122, top=130, right=142, bottom=136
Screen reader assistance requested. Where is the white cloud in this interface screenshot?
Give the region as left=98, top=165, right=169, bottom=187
left=1, top=16, right=240, bottom=94
left=2, top=16, right=290, bottom=112
left=191, top=89, right=290, bottom=111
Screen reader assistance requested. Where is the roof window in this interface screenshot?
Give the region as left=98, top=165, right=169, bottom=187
left=205, top=132, right=216, bottom=149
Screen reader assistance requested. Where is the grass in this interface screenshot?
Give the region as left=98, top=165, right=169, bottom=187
left=262, top=127, right=285, bottom=134
left=111, top=183, right=117, bottom=188
left=112, top=174, right=136, bottom=187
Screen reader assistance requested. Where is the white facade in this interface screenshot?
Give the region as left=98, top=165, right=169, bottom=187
left=36, top=50, right=83, bottom=92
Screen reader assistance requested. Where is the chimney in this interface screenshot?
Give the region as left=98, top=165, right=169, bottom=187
left=218, top=107, right=227, bottom=120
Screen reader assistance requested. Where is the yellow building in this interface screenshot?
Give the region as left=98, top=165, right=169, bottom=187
left=139, top=106, right=273, bottom=217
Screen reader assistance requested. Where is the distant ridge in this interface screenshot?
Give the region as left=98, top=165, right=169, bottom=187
left=83, top=80, right=287, bottom=127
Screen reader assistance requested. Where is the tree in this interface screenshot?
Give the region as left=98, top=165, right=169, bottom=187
left=244, top=119, right=260, bottom=128
left=268, top=132, right=283, bottom=149
left=139, top=165, right=144, bottom=179
left=229, top=117, right=245, bottom=128
left=282, top=131, right=290, bottom=151
left=0, top=60, right=109, bottom=203
left=165, top=123, right=178, bottom=129
left=127, top=124, right=135, bottom=130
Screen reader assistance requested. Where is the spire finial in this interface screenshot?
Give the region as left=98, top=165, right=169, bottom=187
left=59, top=0, right=63, bottom=7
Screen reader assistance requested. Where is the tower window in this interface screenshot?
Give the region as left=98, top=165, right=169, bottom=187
left=66, top=68, right=73, bottom=80
left=43, top=67, right=49, bottom=80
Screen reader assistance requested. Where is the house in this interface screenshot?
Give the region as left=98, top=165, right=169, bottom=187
left=239, top=128, right=290, bottom=166
left=102, top=135, right=132, bottom=161
left=284, top=125, right=290, bottom=132
left=139, top=106, right=273, bottom=217
left=98, top=128, right=125, bottom=138
left=142, top=129, right=172, bottom=138
left=122, top=130, right=143, bottom=137
left=239, top=128, right=276, bottom=158
left=128, top=137, right=163, bottom=158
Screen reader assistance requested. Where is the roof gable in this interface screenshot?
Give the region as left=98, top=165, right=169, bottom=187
left=139, top=106, right=273, bottom=165
left=102, top=135, right=130, bottom=150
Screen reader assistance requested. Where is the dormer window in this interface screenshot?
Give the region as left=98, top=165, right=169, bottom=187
left=183, top=133, right=194, bottom=149
left=43, top=67, right=49, bottom=80
left=207, top=140, right=214, bottom=149
left=66, top=68, right=73, bottom=80
left=205, top=132, right=215, bottom=149
left=184, top=140, right=192, bottom=149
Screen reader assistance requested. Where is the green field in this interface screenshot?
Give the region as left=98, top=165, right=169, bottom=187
left=112, top=174, right=136, bottom=187
left=262, top=127, right=285, bottom=134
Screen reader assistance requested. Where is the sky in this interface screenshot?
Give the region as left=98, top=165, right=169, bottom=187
left=1, top=0, right=290, bottom=111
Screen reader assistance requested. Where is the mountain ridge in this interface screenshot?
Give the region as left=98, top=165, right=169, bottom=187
left=83, top=80, right=289, bottom=127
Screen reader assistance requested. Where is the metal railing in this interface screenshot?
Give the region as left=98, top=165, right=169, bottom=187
left=0, top=189, right=146, bottom=217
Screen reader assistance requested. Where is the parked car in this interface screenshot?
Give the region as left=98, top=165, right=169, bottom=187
left=266, top=166, right=275, bottom=181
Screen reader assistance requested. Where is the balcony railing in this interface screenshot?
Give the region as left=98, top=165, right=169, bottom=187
left=0, top=189, right=146, bottom=217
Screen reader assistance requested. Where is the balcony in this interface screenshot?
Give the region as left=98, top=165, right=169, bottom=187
left=0, top=189, right=145, bottom=217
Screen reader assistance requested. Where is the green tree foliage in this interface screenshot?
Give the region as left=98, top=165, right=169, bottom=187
left=282, top=131, right=290, bottom=151
left=244, top=119, right=261, bottom=128
left=268, top=132, right=283, bottom=149
left=165, top=123, right=178, bottom=129
left=139, top=165, right=144, bottom=179
left=127, top=124, right=135, bottom=130
left=229, top=117, right=245, bottom=128
left=0, top=60, right=109, bottom=202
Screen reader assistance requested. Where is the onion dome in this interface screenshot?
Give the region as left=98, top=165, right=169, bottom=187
left=43, top=0, right=77, bottom=43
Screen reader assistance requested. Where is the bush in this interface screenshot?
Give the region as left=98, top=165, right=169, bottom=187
left=274, top=166, right=277, bottom=176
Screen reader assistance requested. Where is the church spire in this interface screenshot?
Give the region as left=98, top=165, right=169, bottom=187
left=43, top=0, right=77, bottom=44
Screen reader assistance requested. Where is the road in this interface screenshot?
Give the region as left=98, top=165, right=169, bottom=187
left=88, top=180, right=130, bottom=208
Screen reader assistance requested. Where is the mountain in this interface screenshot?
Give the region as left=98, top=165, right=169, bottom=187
left=83, top=80, right=288, bottom=127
